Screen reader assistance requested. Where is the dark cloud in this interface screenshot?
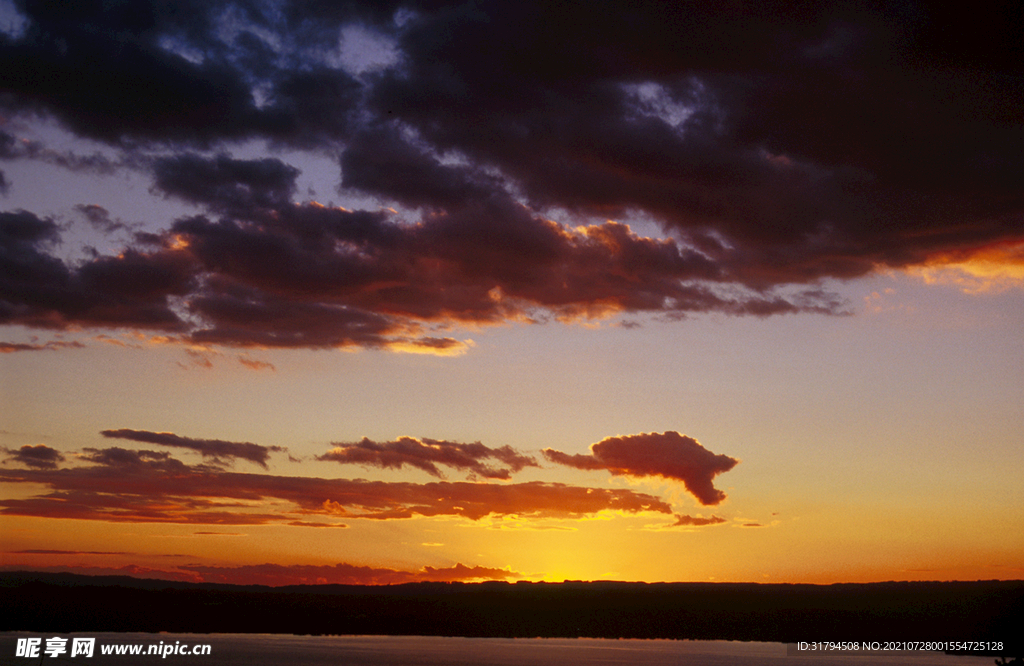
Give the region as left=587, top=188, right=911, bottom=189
left=0, top=130, right=12, bottom=157
left=2, top=1, right=1021, bottom=348
left=183, top=280, right=400, bottom=349
left=0, top=2, right=368, bottom=147
left=340, top=124, right=501, bottom=210
left=317, top=436, right=539, bottom=480
left=75, top=204, right=131, bottom=234
left=100, top=428, right=284, bottom=469
left=152, top=154, right=300, bottom=214
left=0, top=129, right=125, bottom=174
left=73, top=248, right=197, bottom=324
left=3, top=189, right=832, bottom=350
left=366, top=1, right=1024, bottom=286
left=0, top=2, right=266, bottom=145
left=263, top=66, right=363, bottom=148
left=78, top=446, right=194, bottom=474
left=0, top=563, right=202, bottom=583
left=2, top=559, right=520, bottom=586
left=1, top=210, right=195, bottom=331
left=177, top=562, right=404, bottom=586
left=0, top=446, right=673, bottom=524
left=543, top=431, right=739, bottom=506
left=2, top=444, right=65, bottom=469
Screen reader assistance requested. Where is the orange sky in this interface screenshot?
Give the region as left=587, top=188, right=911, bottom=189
left=3, top=267, right=1023, bottom=585
left=2, top=1, right=1024, bottom=587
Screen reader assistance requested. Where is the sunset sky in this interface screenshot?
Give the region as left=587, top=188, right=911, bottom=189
left=1, top=0, right=1022, bottom=586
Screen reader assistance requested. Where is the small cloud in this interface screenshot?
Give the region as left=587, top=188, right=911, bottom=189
left=418, top=562, right=521, bottom=582
left=0, top=340, right=84, bottom=353
left=100, top=428, right=284, bottom=468
left=92, top=334, right=145, bottom=349
left=672, top=514, right=727, bottom=527
left=75, top=204, right=133, bottom=234
left=641, top=513, right=727, bottom=532
left=2, top=444, right=65, bottom=469
left=178, top=348, right=216, bottom=369
left=384, top=337, right=475, bottom=356
left=238, top=355, right=276, bottom=371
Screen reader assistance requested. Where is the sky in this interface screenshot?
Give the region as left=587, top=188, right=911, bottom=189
left=1, top=0, right=1022, bottom=586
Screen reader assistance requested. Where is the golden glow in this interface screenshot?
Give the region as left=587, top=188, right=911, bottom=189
left=383, top=337, right=474, bottom=356
left=910, top=241, right=1024, bottom=293
left=166, top=234, right=191, bottom=250
left=552, top=301, right=624, bottom=325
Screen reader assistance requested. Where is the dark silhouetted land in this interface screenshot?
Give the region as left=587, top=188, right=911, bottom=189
left=2, top=572, right=1020, bottom=655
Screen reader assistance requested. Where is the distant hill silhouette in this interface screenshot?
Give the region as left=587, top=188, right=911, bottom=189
left=2, top=572, right=1020, bottom=656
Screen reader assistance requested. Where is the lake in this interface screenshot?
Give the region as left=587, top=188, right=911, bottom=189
left=0, top=633, right=1000, bottom=665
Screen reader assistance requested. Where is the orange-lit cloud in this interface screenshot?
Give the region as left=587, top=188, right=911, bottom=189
left=543, top=431, right=739, bottom=505
left=0, top=198, right=841, bottom=354
left=382, top=337, right=474, bottom=356
left=0, top=446, right=672, bottom=524
left=317, top=436, right=539, bottom=480
left=909, top=242, right=1024, bottom=294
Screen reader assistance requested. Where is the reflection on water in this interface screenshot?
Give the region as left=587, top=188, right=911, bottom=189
left=0, top=633, right=996, bottom=666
